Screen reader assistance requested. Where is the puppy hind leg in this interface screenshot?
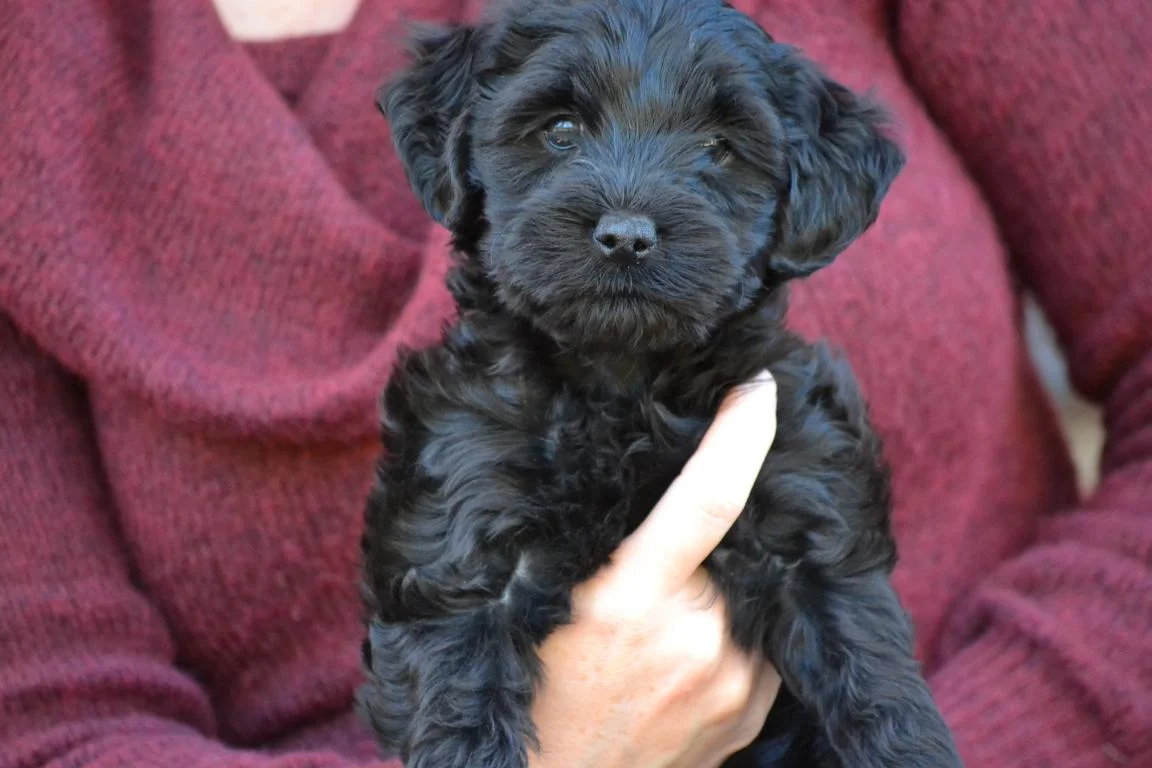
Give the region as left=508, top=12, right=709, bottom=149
left=769, top=570, right=962, bottom=768
left=710, top=553, right=839, bottom=768
left=362, top=608, right=543, bottom=768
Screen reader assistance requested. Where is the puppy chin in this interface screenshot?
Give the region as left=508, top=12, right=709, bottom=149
left=496, top=281, right=714, bottom=351
left=480, top=221, right=757, bottom=353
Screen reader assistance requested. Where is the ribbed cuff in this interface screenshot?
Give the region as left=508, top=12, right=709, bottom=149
left=930, top=628, right=1133, bottom=768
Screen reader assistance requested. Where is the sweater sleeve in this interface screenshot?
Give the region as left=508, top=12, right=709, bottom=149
left=0, top=316, right=397, bottom=768
left=894, top=2, right=1152, bottom=766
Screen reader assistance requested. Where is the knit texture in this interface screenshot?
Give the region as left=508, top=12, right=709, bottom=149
left=0, top=0, right=1149, bottom=766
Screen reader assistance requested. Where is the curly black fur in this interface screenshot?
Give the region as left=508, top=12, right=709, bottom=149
left=359, top=1, right=963, bottom=766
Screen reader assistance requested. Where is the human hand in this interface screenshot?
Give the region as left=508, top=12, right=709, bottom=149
left=529, top=372, right=782, bottom=768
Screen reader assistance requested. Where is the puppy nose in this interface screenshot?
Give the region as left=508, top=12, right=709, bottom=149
left=593, top=213, right=658, bottom=267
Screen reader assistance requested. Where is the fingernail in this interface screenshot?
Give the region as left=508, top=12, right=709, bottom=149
left=750, top=370, right=775, bottom=387
left=722, top=371, right=776, bottom=412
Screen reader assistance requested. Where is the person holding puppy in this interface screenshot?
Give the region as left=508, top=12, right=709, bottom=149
left=0, top=1, right=1149, bottom=767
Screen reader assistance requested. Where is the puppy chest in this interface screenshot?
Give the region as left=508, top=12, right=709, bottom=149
left=529, top=400, right=707, bottom=533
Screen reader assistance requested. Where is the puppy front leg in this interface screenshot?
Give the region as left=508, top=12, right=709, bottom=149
left=769, top=569, right=962, bottom=768
left=362, top=606, right=545, bottom=768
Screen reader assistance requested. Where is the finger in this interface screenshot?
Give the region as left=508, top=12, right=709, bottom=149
left=673, top=567, right=718, bottom=611
left=726, top=660, right=781, bottom=753
left=692, top=656, right=779, bottom=768
left=615, top=371, right=777, bottom=591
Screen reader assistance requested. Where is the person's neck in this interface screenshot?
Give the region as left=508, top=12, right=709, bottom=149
left=211, top=0, right=362, bottom=42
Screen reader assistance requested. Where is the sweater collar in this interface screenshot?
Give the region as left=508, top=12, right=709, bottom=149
left=0, top=0, right=473, bottom=443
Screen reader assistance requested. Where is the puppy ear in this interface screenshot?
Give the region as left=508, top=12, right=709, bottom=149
left=771, top=56, right=905, bottom=278
left=376, top=25, right=484, bottom=228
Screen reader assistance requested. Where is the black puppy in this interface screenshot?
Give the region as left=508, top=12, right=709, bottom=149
left=359, top=1, right=962, bottom=766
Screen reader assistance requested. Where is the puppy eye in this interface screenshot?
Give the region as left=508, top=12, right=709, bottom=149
left=699, top=136, right=731, bottom=165
left=542, top=116, right=582, bottom=152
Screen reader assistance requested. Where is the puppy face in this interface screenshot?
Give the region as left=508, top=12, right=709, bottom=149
left=381, top=0, right=903, bottom=350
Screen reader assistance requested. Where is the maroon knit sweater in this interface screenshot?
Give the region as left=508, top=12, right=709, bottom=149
left=1, top=0, right=1150, bottom=766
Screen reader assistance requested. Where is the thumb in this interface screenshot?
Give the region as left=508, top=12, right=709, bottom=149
left=613, top=371, right=778, bottom=594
